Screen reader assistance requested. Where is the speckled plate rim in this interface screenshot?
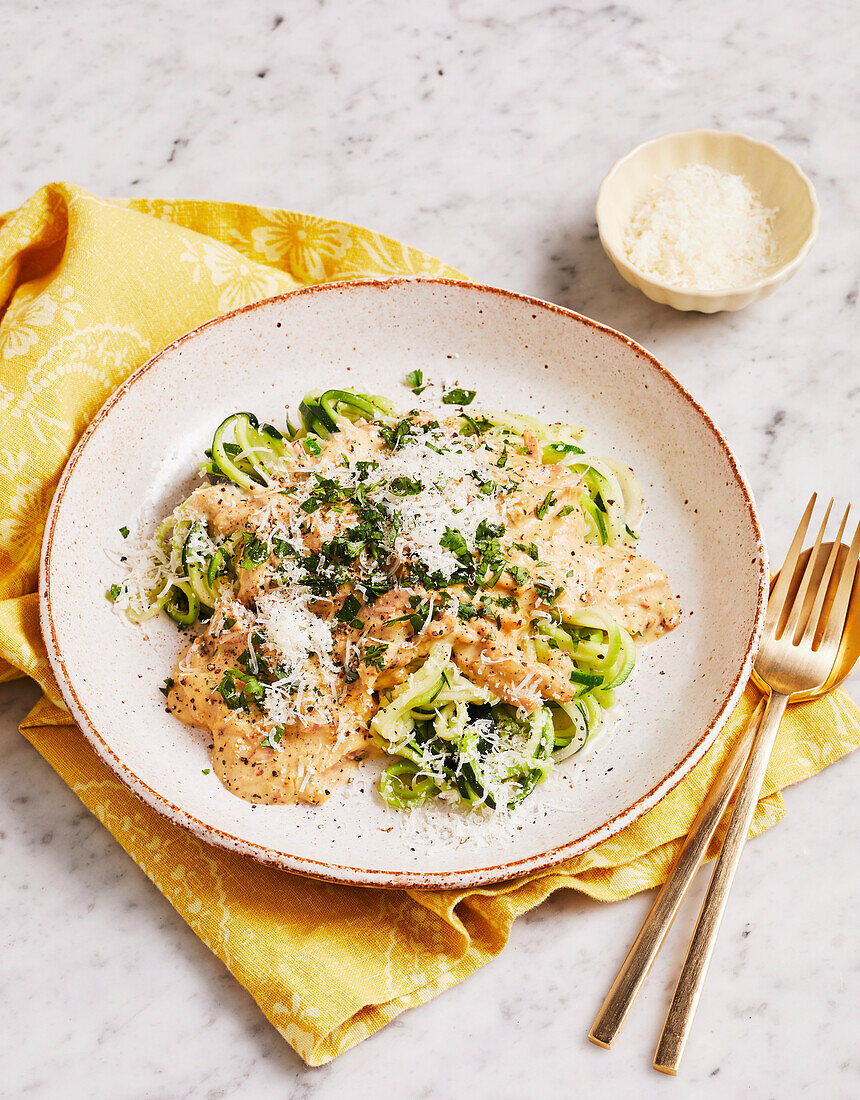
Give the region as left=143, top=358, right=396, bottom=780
left=40, top=277, right=768, bottom=889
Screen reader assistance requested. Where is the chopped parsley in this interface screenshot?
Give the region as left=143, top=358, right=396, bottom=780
left=354, top=459, right=379, bottom=481
left=391, top=594, right=437, bottom=632
left=405, top=369, right=427, bottom=395
left=379, top=416, right=417, bottom=451
left=217, top=668, right=266, bottom=711
left=514, top=541, right=540, bottom=561
left=159, top=677, right=174, bottom=697
left=336, top=593, right=362, bottom=625
left=107, top=583, right=121, bottom=602
left=476, top=518, right=504, bottom=544
left=300, top=473, right=355, bottom=515
left=271, top=535, right=293, bottom=557
left=463, top=518, right=506, bottom=589
left=119, top=526, right=129, bottom=539
left=469, top=470, right=497, bottom=496
left=240, top=532, right=269, bottom=569
left=459, top=412, right=494, bottom=435
left=545, top=441, right=585, bottom=458
left=260, top=721, right=287, bottom=748
left=362, top=642, right=388, bottom=670
left=534, top=579, right=563, bottom=604
left=442, top=387, right=476, bottom=406
left=389, top=475, right=423, bottom=496
left=535, top=491, right=557, bottom=519
left=440, top=527, right=470, bottom=563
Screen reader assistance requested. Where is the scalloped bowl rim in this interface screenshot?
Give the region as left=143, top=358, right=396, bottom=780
left=596, top=128, right=821, bottom=299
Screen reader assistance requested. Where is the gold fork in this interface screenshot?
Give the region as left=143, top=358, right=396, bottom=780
left=590, top=493, right=860, bottom=1073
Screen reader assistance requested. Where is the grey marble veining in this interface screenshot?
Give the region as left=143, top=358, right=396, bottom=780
left=1, top=1, right=858, bottom=1097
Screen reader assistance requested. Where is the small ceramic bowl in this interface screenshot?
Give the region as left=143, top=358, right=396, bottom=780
left=596, top=129, right=820, bottom=313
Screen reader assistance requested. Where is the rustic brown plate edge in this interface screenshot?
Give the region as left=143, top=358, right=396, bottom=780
left=39, top=277, right=768, bottom=890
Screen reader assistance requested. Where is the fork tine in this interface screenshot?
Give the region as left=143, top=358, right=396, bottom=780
left=799, top=505, right=850, bottom=645
left=818, top=515, right=860, bottom=655
left=781, top=499, right=833, bottom=640
left=764, top=492, right=817, bottom=635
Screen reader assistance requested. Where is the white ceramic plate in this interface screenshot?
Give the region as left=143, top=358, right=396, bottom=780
left=40, top=279, right=767, bottom=889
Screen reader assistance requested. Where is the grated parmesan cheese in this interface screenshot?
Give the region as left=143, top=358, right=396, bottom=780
left=110, top=505, right=190, bottom=619
left=254, top=589, right=339, bottom=729
left=255, top=589, right=334, bottom=671
left=622, top=163, right=777, bottom=291
left=371, top=430, right=501, bottom=578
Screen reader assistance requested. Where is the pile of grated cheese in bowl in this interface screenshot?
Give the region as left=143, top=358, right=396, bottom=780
left=622, top=163, right=777, bottom=291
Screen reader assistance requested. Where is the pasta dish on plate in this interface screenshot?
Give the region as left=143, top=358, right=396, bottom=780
left=110, top=380, right=680, bottom=813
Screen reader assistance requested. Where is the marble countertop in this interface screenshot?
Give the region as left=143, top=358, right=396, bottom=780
left=2, top=2, right=857, bottom=1097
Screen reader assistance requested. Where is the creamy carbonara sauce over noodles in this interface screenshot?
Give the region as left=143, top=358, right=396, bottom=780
left=112, top=387, right=680, bottom=812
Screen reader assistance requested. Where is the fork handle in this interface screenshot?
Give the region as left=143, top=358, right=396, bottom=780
left=653, top=690, right=789, bottom=1075
left=588, top=700, right=764, bottom=1049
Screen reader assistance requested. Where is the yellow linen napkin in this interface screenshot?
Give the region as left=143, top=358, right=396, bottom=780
left=1, top=183, right=857, bottom=1066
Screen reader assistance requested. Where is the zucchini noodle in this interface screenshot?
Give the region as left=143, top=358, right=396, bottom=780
left=372, top=644, right=556, bottom=810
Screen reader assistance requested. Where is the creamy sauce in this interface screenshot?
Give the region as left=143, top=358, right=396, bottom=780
left=166, top=415, right=680, bottom=805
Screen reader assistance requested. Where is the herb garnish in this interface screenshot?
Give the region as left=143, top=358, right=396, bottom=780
left=440, top=527, right=470, bottom=563
left=362, top=642, right=388, bottom=670
left=405, top=369, right=427, bottom=395
left=459, top=412, right=494, bottom=436
left=389, top=475, right=423, bottom=496
left=514, top=541, right=540, bottom=561
left=535, top=491, right=557, bottom=519
left=379, top=416, right=417, bottom=452
left=336, top=593, right=363, bottom=627
left=391, top=594, right=437, bottom=632
left=442, top=387, right=476, bottom=406
left=217, top=668, right=267, bottom=711
left=240, top=532, right=269, bottom=569
left=545, top=441, right=585, bottom=458
left=533, top=579, right=562, bottom=604
left=354, top=459, right=379, bottom=481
